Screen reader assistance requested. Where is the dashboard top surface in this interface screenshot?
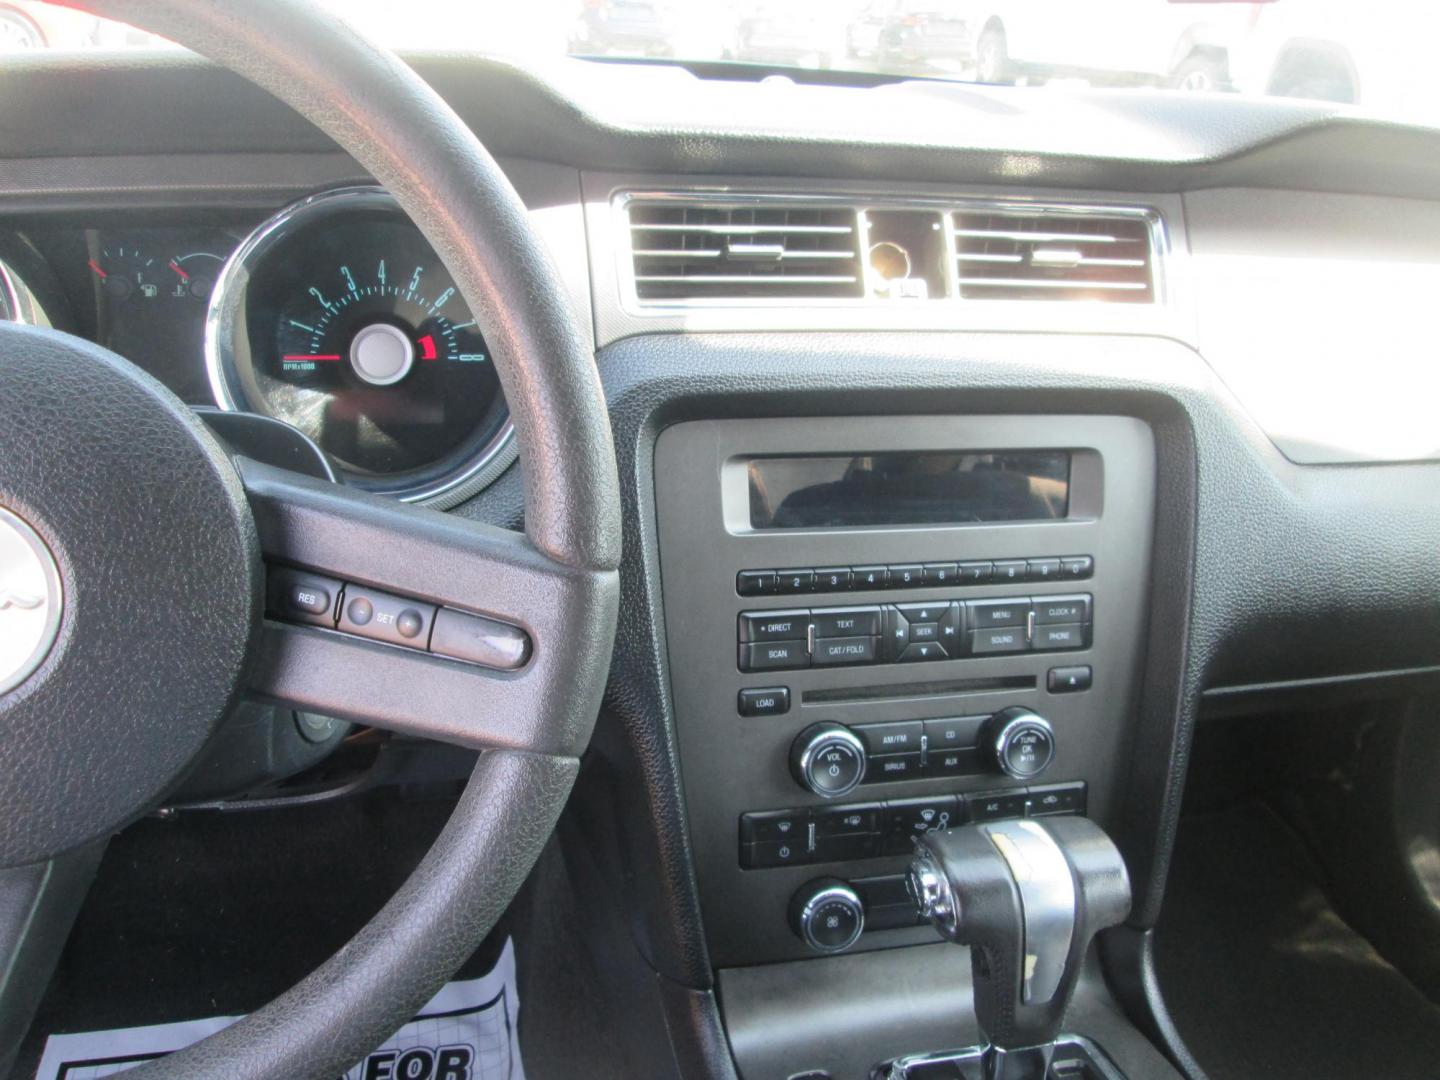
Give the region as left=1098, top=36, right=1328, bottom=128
left=4, top=52, right=1440, bottom=201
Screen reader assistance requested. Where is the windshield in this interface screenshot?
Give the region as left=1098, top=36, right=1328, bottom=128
left=6, top=1, right=1436, bottom=123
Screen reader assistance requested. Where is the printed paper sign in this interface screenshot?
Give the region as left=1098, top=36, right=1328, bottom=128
left=35, top=938, right=525, bottom=1080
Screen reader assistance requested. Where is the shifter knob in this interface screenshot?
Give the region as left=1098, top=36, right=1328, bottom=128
left=907, top=816, right=1131, bottom=1065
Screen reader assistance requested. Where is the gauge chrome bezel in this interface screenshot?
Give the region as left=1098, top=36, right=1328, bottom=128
left=0, top=259, right=22, bottom=324
left=204, top=184, right=516, bottom=508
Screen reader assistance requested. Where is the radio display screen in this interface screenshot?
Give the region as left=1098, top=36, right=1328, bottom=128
left=746, top=450, right=1071, bottom=530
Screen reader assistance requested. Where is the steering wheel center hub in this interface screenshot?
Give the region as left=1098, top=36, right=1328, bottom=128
left=0, top=506, right=63, bottom=697
left=0, top=323, right=259, bottom=868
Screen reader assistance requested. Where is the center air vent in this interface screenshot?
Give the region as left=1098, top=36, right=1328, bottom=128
left=952, top=210, right=1155, bottom=302
left=628, top=201, right=864, bottom=302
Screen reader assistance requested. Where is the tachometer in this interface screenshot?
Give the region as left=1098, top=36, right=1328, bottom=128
left=206, top=187, right=512, bottom=505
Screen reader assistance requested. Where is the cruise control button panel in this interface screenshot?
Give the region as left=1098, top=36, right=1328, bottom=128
left=265, top=564, right=530, bottom=672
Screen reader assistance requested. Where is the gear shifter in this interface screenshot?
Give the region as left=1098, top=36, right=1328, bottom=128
left=900, top=816, right=1132, bottom=1080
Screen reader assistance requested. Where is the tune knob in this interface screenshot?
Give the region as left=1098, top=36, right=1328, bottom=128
left=790, top=722, right=867, bottom=798
left=790, top=878, right=865, bottom=954
left=983, top=707, right=1056, bottom=780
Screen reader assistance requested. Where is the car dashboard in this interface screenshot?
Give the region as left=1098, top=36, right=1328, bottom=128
left=2, top=49, right=1439, bottom=1080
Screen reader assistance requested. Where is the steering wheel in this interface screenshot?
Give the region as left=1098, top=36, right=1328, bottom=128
left=0, top=1, right=620, bottom=1076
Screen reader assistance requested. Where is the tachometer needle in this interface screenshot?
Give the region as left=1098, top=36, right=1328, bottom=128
left=169, top=260, right=190, bottom=281
left=283, top=354, right=343, bottom=361
left=88, top=258, right=107, bottom=280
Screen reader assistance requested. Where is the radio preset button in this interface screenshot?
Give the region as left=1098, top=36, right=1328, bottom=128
left=775, top=569, right=816, bottom=595
left=739, top=639, right=809, bottom=671
left=924, top=562, right=958, bottom=586
left=1026, top=558, right=1062, bottom=582
left=958, top=560, right=993, bottom=584
left=852, top=565, right=889, bottom=590
left=811, top=606, right=881, bottom=638
left=738, top=609, right=810, bottom=642
left=736, top=570, right=776, bottom=596
left=992, top=560, right=1027, bottom=584
left=1060, top=555, right=1094, bottom=580
left=815, top=567, right=853, bottom=592
left=889, top=563, right=924, bottom=588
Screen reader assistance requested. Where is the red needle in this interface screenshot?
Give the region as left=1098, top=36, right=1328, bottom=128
left=88, top=258, right=107, bottom=280
left=283, top=354, right=342, bottom=361
left=169, top=259, right=190, bottom=282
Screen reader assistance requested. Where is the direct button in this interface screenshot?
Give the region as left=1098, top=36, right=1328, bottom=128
left=739, top=610, right=810, bottom=642
left=338, top=586, right=437, bottom=649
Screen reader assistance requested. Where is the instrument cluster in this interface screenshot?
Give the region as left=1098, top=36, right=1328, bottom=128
left=1, top=187, right=513, bottom=506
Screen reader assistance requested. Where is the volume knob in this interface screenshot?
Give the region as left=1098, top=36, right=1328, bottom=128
left=790, top=722, right=867, bottom=798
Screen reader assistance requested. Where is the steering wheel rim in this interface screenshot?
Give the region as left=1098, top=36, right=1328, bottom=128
left=15, top=1, right=621, bottom=1076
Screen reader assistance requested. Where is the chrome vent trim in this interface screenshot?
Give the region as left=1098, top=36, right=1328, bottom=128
left=626, top=199, right=864, bottom=302
left=618, top=192, right=1164, bottom=308
left=952, top=209, right=1155, bottom=302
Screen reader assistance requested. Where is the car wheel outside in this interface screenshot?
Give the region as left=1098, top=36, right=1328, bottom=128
left=977, top=26, right=1012, bottom=85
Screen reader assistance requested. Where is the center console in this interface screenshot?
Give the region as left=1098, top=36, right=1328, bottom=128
left=654, top=415, right=1155, bottom=967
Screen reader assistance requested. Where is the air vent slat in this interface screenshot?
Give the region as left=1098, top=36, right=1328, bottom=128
left=628, top=201, right=865, bottom=302
left=952, top=210, right=1155, bottom=303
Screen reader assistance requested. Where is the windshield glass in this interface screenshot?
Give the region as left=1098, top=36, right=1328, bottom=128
left=7, top=1, right=1435, bottom=123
